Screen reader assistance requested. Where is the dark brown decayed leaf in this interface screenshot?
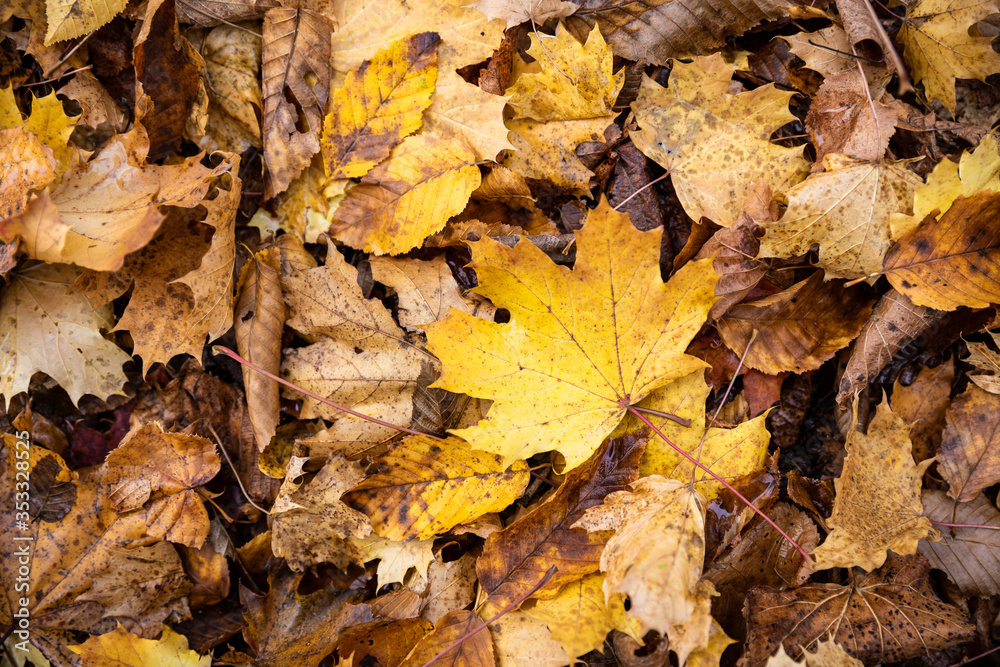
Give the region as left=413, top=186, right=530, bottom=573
left=134, top=0, right=203, bottom=160
left=884, top=191, right=1000, bottom=311
left=565, top=0, right=788, bottom=65
left=241, top=569, right=373, bottom=667
left=938, top=384, right=1000, bottom=502
left=805, top=71, right=899, bottom=162
left=27, top=455, right=77, bottom=523
left=717, top=273, right=875, bottom=374
left=261, top=6, right=332, bottom=197
left=607, top=139, right=665, bottom=232
left=399, top=611, right=494, bottom=667
left=235, top=247, right=285, bottom=452
left=476, top=433, right=646, bottom=612
left=920, top=490, right=1000, bottom=596
left=741, top=554, right=975, bottom=667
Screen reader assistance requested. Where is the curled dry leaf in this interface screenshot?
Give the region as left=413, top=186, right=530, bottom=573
left=573, top=476, right=713, bottom=664
left=177, top=0, right=278, bottom=26
left=884, top=191, right=1000, bottom=311
left=100, top=422, right=221, bottom=549
left=235, top=247, right=285, bottom=452
left=966, top=331, right=1000, bottom=394
left=938, top=384, right=1000, bottom=501
left=70, top=626, right=210, bottom=667
left=342, top=435, right=529, bottom=541
left=426, top=199, right=716, bottom=471
left=920, top=489, right=1000, bottom=596
left=476, top=433, right=646, bottom=613
left=399, top=610, right=495, bottom=667
left=0, top=262, right=131, bottom=405
left=632, top=54, right=809, bottom=226
left=811, top=399, right=937, bottom=571
left=322, top=32, right=440, bottom=180
left=741, top=554, right=975, bottom=667
left=718, top=273, right=875, bottom=375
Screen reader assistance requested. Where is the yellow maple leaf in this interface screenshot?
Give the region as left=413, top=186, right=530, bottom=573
left=758, top=155, right=923, bottom=280
left=425, top=199, right=716, bottom=471
left=898, top=0, right=1000, bottom=114
left=23, top=90, right=78, bottom=176
left=891, top=132, right=1000, bottom=240
left=70, top=626, right=210, bottom=667
left=322, top=32, right=440, bottom=180
left=632, top=53, right=809, bottom=226
left=812, top=398, right=937, bottom=571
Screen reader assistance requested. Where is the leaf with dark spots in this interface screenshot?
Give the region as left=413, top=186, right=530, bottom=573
left=475, top=432, right=646, bottom=613
left=28, top=455, right=77, bottom=523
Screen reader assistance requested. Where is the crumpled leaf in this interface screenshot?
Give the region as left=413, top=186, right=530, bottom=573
left=270, top=455, right=373, bottom=572
left=717, top=272, right=875, bottom=374
left=343, top=435, right=529, bottom=541
left=564, top=0, right=787, bottom=65
left=328, top=132, right=481, bottom=255
left=632, top=53, right=809, bottom=226
left=322, top=32, right=440, bottom=180
left=811, top=399, right=937, bottom=571
left=400, top=610, right=494, bottom=667
left=45, top=0, right=126, bottom=44
left=573, top=476, right=713, bottom=664
left=898, top=0, right=1000, bottom=113
left=757, top=156, right=922, bottom=280
left=966, top=331, right=1000, bottom=394
left=884, top=191, right=1000, bottom=311
left=741, top=554, right=975, bottom=666
left=0, top=262, right=131, bottom=405
left=250, top=154, right=350, bottom=244
left=70, top=626, right=209, bottom=667
left=938, top=384, right=1000, bottom=501
left=100, top=422, right=221, bottom=549
left=426, top=199, right=717, bottom=470
left=805, top=71, right=900, bottom=163
left=919, top=489, right=1000, bottom=596
left=471, top=0, right=577, bottom=28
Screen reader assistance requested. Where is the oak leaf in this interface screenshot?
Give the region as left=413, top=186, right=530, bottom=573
left=0, top=262, right=130, bottom=405
left=343, top=435, right=529, bottom=541
left=573, top=475, right=714, bottom=663
left=741, top=554, right=975, bottom=666
left=811, top=399, right=936, bottom=571
left=883, top=191, right=1000, bottom=310
left=632, top=54, right=809, bottom=226
left=328, top=132, right=481, bottom=255
left=938, top=384, right=1000, bottom=501
left=718, top=273, right=875, bottom=374
left=322, top=32, right=440, bottom=180
left=100, top=422, right=221, bottom=549
left=757, top=156, right=922, bottom=280
left=898, top=0, right=1000, bottom=113
left=920, top=489, right=1000, bottom=596
left=476, top=433, right=646, bottom=613
left=426, top=199, right=717, bottom=470
left=399, top=610, right=494, bottom=667
left=70, top=626, right=209, bottom=667
left=45, top=0, right=125, bottom=44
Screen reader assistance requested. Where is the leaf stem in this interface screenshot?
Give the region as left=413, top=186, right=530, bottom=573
left=419, top=566, right=557, bottom=667
left=212, top=346, right=442, bottom=441
left=625, top=404, right=812, bottom=563
left=928, top=518, right=1000, bottom=532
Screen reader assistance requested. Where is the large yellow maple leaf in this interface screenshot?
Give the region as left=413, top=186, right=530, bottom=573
left=425, top=199, right=717, bottom=471
left=632, top=53, right=809, bottom=227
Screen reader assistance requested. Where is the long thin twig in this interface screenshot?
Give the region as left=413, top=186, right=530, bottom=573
left=420, top=566, right=557, bottom=667
left=213, top=346, right=441, bottom=440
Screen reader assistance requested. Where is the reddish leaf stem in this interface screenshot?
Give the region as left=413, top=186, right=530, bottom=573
left=928, top=518, right=1000, bottom=532
left=948, top=643, right=1000, bottom=667
left=212, top=346, right=442, bottom=441
left=625, top=404, right=812, bottom=563
left=419, top=566, right=557, bottom=667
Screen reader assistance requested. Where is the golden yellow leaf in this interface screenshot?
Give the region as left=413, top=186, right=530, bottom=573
left=891, top=132, right=1000, bottom=240
left=328, top=132, right=481, bottom=255
left=898, top=0, right=1000, bottom=113
left=343, top=435, right=529, bottom=540
left=235, top=247, right=285, bottom=452
left=632, top=54, right=809, bottom=226
left=0, top=127, right=56, bottom=222
left=322, top=32, right=440, bottom=180
left=573, top=476, right=713, bottom=662
left=0, top=263, right=130, bottom=405
left=618, top=371, right=770, bottom=500
left=687, top=619, right=736, bottom=667
left=508, top=24, right=623, bottom=122
left=758, top=156, right=922, bottom=280
left=505, top=116, right=612, bottom=195
left=884, top=191, right=1000, bottom=311
left=70, top=626, right=209, bottom=667
left=369, top=255, right=496, bottom=331
left=524, top=572, right=627, bottom=660
left=250, top=155, right=350, bottom=244
left=0, top=84, right=20, bottom=127
left=45, top=0, right=126, bottom=44
left=22, top=90, right=78, bottom=176
left=812, top=398, right=937, bottom=571
left=426, top=199, right=716, bottom=471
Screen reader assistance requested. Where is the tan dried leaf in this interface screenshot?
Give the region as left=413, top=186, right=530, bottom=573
left=920, top=489, right=1000, bottom=596
left=938, top=384, right=1000, bottom=501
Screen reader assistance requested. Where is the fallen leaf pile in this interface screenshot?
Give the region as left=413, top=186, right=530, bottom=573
left=3, top=0, right=1000, bottom=665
